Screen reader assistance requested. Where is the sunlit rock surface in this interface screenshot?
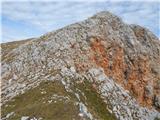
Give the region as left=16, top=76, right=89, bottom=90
left=1, top=11, right=160, bottom=120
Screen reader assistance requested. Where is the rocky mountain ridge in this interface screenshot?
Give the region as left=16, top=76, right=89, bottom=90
left=1, top=11, right=160, bottom=120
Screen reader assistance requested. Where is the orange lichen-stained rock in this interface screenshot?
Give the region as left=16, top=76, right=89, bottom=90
left=88, top=36, right=157, bottom=108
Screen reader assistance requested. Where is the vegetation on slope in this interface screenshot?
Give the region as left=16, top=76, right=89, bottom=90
left=2, top=79, right=116, bottom=120
left=2, top=81, right=80, bottom=120
left=74, top=80, right=116, bottom=120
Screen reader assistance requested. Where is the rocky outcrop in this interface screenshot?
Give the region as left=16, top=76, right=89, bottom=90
left=1, top=11, right=160, bottom=120
left=89, top=35, right=160, bottom=108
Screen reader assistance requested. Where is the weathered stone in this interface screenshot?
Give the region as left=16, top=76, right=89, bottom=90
left=154, top=95, right=160, bottom=109
left=21, top=116, right=29, bottom=120
left=1, top=11, right=160, bottom=120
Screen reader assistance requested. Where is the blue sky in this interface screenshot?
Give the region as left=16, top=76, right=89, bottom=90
left=1, top=0, right=160, bottom=43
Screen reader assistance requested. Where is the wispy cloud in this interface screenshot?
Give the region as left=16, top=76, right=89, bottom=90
left=2, top=0, right=159, bottom=2
left=1, top=1, right=160, bottom=42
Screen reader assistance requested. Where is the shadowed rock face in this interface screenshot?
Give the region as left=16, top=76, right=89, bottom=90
left=1, top=11, right=160, bottom=120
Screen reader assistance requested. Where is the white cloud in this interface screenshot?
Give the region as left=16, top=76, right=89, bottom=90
left=2, top=26, right=29, bottom=42
left=2, top=0, right=159, bottom=2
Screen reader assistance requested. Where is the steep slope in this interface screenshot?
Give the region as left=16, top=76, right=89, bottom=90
left=1, top=11, right=160, bottom=120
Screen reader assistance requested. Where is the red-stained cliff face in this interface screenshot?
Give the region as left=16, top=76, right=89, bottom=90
left=88, top=36, right=158, bottom=109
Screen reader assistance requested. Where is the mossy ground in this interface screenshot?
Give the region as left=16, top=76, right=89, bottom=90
left=2, top=81, right=81, bottom=120
left=2, top=79, right=116, bottom=120
left=74, top=80, right=116, bottom=120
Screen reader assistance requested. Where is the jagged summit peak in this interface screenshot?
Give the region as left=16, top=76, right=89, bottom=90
left=39, top=11, right=124, bottom=42
left=89, top=11, right=123, bottom=24
left=91, top=11, right=119, bottom=18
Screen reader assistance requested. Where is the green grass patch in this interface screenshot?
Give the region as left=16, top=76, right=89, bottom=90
left=2, top=81, right=81, bottom=120
left=74, top=80, right=116, bottom=120
left=2, top=78, right=117, bottom=120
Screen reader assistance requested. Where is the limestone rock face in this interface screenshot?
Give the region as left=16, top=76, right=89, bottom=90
left=1, top=11, right=160, bottom=120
